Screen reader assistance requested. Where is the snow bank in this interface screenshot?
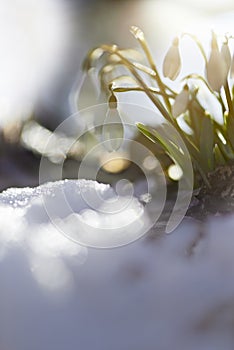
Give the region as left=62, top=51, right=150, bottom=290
left=0, top=179, right=149, bottom=249
left=1, top=180, right=234, bottom=350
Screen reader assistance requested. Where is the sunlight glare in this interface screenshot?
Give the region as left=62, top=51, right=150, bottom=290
left=0, top=0, right=70, bottom=126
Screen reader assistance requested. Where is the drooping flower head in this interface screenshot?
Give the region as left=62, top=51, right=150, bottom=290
left=163, top=37, right=181, bottom=81
left=221, top=39, right=231, bottom=75
left=206, top=32, right=227, bottom=91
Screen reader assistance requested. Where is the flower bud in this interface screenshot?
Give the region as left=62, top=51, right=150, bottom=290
left=221, top=41, right=231, bottom=75
left=172, top=85, right=189, bottom=118
left=206, top=32, right=226, bottom=91
left=163, top=37, right=181, bottom=80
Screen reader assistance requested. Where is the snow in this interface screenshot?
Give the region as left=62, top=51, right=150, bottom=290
left=0, top=179, right=150, bottom=249
left=1, top=179, right=234, bottom=349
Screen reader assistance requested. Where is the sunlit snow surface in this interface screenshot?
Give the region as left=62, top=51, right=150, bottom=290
left=1, top=180, right=234, bottom=349
left=0, top=179, right=149, bottom=249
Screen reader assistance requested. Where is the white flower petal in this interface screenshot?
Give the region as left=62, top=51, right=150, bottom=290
left=172, top=87, right=189, bottom=118
left=206, top=33, right=227, bottom=91
left=163, top=37, right=181, bottom=81
left=221, top=42, right=231, bottom=75
left=206, top=49, right=226, bottom=91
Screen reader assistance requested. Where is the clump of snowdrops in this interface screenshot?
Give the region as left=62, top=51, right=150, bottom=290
left=82, top=26, right=234, bottom=187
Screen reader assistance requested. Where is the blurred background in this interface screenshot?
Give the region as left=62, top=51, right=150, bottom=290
left=1, top=0, right=234, bottom=190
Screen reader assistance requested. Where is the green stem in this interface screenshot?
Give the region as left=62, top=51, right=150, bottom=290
left=137, top=39, right=172, bottom=112
left=112, top=86, right=174, bottom=98
left=224, top=81, right=234, bottom=118
left=217, top=93, right=226, bottom=119
left=101, top=45, right=174, bottom=123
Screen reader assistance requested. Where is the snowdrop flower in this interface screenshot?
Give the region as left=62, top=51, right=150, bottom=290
left=221, top=41, right=231, bottom=75
left=102, top=93, right=124, bottom=152
left=163, top=37, right=181, bottom=80
left=206, top=32, right=226, bottom=91
left=172, top=85, right=189, bottom=118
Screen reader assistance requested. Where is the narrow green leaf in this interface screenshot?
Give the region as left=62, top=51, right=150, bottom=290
left=199, top=115, right=214, bottom=172
left=225, top=114, right=234, bottom=151
left=188, top=99, right=206, bottom=146
left=137, top=123, right=186, bottom=168
left=214, top=144, right=227, bottom=166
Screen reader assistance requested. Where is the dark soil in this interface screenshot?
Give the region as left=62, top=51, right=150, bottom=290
left=187, top=165, right=234, bottom=220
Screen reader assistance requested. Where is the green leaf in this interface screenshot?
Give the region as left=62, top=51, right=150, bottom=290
left=225, top=114, right=234, bottom=151
left=199, top=115, right=214, bottom=172
left=188, top=99, right=205, bottom=147
left=137, top=122, right=187, bottom=169
left=214, top=144, right=227, bottom=166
